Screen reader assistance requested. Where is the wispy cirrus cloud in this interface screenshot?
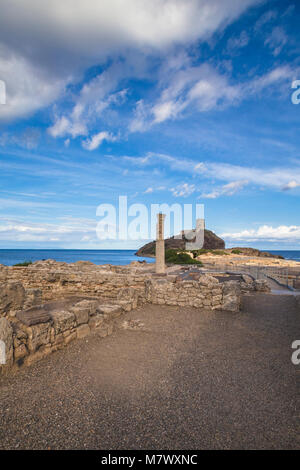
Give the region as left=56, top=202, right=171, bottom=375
left=129, top=63, right=295, bottom=132
left=264, top=26, right=288, bottom=56
left=123, top=152, right=300, bottom=193
left=171, top=183, right=195, bottom=197
left=221, top=225, right=300, bottom=243
left=226, top=30, right=249, bottom=53
left=201, top=180, right=248, bottom=199
left=82, top=131, right=117, bottom=151
left=0, top=217, right=98, bottom=243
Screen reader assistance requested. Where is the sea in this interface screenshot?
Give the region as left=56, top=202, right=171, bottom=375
left=0, top=249, right=155, bottom=266
left=0, top=249, right=299, bottom=267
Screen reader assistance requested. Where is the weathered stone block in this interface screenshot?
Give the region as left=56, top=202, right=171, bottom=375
left=51, top=310, right=75, bottom=334
left=0, top=281, right=25, bottom=316
left=222, top=280, right=241, bottom=312
left=26, top=322, right=52, bottom=352
left=64, top=331, right=77, bottom=345
left=97, top=323, right=113, bottom=338
left=74, top=299, right=99, bottom=316
left=89, top=314, right=104, bottom=330
left=199, top=275, right=218, bottom=287
left=77, top=324, right=90, bottom=339
left=16, top=307, right=51, bottom=326
left=71, top=305, right=89, bottom=325
left=117, top=300, right=133, bottom=312
left=222, top=295, right=240, bottom=312
left=98, top=304, right=122, bottom=319
left=14, top=343, right=28, bottom=360
left=24, top=345, right=52, bottom=366
left=254, top=279, right=270, bottom=292
left=23, top=288, right=42, bottom=310
left=53, top=333, right=64, bottom=346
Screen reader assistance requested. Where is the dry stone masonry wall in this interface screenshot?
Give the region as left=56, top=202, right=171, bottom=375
left=0, top=260, right=269, bottom=374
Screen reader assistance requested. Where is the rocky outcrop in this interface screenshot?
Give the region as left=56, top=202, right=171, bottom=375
left=229, top=247, right=284, bottom=259
left=135, top=228, right=225, bottom=257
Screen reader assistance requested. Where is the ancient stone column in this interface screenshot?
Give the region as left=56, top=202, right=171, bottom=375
left=156, top=213, right=166, bottom=274
left=185, top=217, right=205, bottom=251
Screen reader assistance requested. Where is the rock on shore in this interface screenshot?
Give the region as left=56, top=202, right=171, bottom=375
left=135, top=228, right=225, bottom=257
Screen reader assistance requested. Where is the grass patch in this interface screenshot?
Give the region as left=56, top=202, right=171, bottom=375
left=231, top=249, right=242, bottom=254
left=190, top=249, right=228, bottom=257
left=212, top=250, right=229, bottom=256
left=191, top=249, right=210, bottom=257
left=13, top=260, right=32, bottom=267
left=165, top=249, right=203, bottom=265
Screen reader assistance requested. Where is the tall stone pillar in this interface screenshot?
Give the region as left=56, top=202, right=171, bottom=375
left=156, top=213, right=166, bottom=274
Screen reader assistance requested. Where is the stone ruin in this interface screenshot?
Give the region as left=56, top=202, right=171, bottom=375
left=0, top=258, right=269, bottom=375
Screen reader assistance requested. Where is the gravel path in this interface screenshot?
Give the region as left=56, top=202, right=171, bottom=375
left=0, top=294, right=299, bottom=450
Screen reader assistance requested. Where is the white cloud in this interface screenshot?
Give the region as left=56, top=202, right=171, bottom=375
left=171, top=183, right=195, bottom=197
left=123, top=152, right=300, bottom=191
left=0, top=127, right=40, bottom=149
left=130, top=63, right=242, bottom=130
left=0, top=0, right=260, bottom=121
left=48, top=116, right=87, bottom=139
left=0, top=217, right=98, bottom=243
left=282, top=180, right=300, bottom=191
left=254, top=10, right=277, bottom=32
left=264, top=27, right=288, bottom=56
left=82, top=131, right=116, bottom=151
left=201, top=180, right=248, bottom=198
left=48, top=66, right=128, bottom=140
left=0, top=0, right=259, bottom=119
left=130, top=62, right=295, bottom=131
left=0, top=49, right=67, bottom=121
left=221, top=225, right=300, bottom=243
left=144, top=187, right=154, bottom=194
left=0, top=1, right=260, bottom=55
left=226, top=30, right=249, bottom=52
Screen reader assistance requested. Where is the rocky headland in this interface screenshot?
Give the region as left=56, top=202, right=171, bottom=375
left=135, top=228, right=225, bottom=257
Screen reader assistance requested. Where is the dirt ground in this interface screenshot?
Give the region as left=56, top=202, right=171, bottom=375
left=0, top=294, right=299, bottom=450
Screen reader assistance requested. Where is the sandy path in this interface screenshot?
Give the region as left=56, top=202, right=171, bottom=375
left=0, top=296, right=299, bottom=450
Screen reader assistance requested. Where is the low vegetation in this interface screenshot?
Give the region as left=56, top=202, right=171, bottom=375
left=165, top=249, right=203, bottom=265
left=13, top=260, right=32, bottom=267
left=190, top=249, right=229, bottom=257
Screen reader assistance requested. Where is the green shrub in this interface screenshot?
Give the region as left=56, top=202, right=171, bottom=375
left=13, top=260, right=32, bottom=267
left=231, top=249, right=242, bottom=254
left=191, top=249, right=210, bottom=257
left=165, top=249, right=203, bottom=265
left=190, top=249, right=228, bottom=257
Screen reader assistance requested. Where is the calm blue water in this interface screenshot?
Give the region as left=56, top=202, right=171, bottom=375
left=264, top=250, right=300, bottom=262
left=0, top=249, right=299, bottom=267
left=0, top=249, right=155, bottom=266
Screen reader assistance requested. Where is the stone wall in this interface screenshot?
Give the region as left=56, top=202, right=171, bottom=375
left=0, top=260, right=270, bottom=375
left=146, top=275, right=225, bottom=309
left=0, top=288, right=139, bottom=375
left=0, top=262, right=150, bottom=305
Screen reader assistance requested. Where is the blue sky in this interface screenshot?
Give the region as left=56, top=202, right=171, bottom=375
left=0, top=0, right=300, bottom=250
